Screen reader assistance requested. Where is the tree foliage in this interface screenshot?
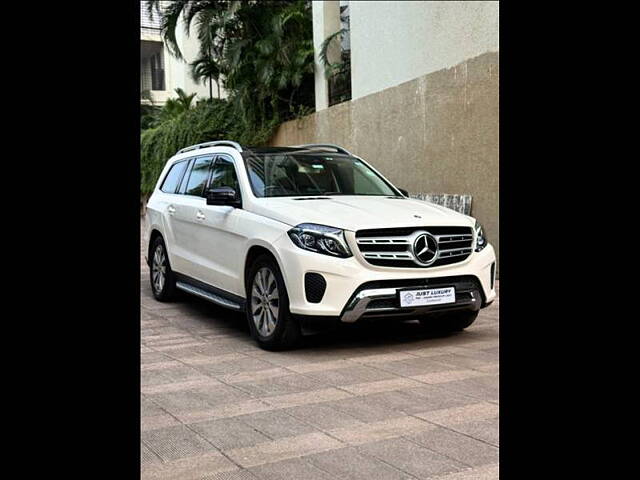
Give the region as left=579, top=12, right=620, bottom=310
left=147, top=0, right=315, bottom=126
left=141, top=99, right=278, bottom=195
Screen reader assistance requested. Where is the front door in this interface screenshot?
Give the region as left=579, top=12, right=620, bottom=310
left=191, top=155, right=246, bottom=295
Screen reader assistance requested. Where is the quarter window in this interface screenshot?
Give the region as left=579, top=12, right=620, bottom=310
left=184, top=156, right=214, bottom=196
left=160, top=160, right=188, bottom=193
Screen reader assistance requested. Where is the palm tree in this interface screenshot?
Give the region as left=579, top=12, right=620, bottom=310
left=173, top=87, right=197, bottom=110
left=190, top=55, right=221, bottom=99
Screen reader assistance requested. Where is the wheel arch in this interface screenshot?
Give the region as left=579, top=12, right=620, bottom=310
left=244, top=243, right=288, bottom=296
left=147, top=229, right=164, bottom=266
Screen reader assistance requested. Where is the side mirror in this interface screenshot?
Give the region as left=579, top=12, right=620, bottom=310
left=206, top=186, right=241, bottom=207
left=398, top=188, right=409, bottom=197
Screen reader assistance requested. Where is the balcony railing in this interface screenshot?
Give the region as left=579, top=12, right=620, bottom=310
left=141, top=1, right=162, bottom=31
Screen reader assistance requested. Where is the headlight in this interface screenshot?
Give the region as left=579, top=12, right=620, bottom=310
left=475, top=220, right=487, bottom=252
left=288, top=223, right=352, bottom=258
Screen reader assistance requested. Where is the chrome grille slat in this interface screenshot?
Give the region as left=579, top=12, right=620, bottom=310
left=435, top=234, right=473, bottom=243
left=355, top=226, right=474, bottom=268
left=438, top=248, right=473, bottom=258
left=356, top=237, right=411, bottom=244
left=363, top=252, right=415, bottom=260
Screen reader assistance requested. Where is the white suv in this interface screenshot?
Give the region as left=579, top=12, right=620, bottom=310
left=145, top=141, right=496, bottom=350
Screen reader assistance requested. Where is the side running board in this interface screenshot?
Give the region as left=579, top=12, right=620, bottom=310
left=175, top=281, right=243, bottom=311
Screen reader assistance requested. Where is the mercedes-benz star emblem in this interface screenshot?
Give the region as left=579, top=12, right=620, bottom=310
left=412, top=233, right=438, bottom=265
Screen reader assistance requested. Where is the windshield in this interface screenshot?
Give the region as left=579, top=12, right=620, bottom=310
left=244, top=153, right=399, bottom=197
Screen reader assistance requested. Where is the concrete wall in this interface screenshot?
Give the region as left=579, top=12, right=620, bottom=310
left=348, top=1, right=499, bottom=101
left=269, top=52, right=499, bottom=271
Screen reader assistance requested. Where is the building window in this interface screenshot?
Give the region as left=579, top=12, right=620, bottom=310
left=328, top=1, right=351, bottom=107
left=150, top=51, right=165, bottom=91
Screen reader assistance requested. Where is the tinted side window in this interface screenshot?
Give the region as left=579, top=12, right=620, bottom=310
left=210, top=157, right=240, bottom=192
left=177, top=158, right=194, bottom=194
left=185, top=156, right=214, bottom=196
left=160, top=160, right=188, bottom=193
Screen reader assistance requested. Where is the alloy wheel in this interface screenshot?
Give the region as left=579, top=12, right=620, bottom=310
left=251, top=267, right=280, bottom=336
left=151, top=244, right=167, bottom=294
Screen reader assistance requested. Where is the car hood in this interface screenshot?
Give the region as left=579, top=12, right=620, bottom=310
left=248, top=196, right=474, bottom=231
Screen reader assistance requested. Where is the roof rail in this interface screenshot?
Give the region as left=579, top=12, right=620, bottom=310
left=177, top=140, right=243, bottom=155
left=290, top=143, right=353, bottom=156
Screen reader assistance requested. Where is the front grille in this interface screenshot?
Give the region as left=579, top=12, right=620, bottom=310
left=356, top=226, right=474, bottom=268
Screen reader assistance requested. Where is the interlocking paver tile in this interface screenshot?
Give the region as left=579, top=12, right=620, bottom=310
left=414, top=402, right=499, bottom=427
left=248, top=457, right=334, bottom=480
left=261, top=387, right=353, bottom=409
left=235, top=409, right=316, bottom=439
left=284, top=403, right=364, bottom=431
left=150, top=383, right=251, bottom=415
left=428, top=463, right=499, bottom=480
left=407, top=426, right=499, bottom=467
left=198, top=356, right=279, bottom=377
left=400, top=384, right=480, bottom=412
left=142, top=378, right=223, bottom=395
left=199, top=470, right=259, bottom=480
left=231, top=373, right=325, bottom=397
left=175, top=399, right=274, bottom=423
left=285, top=358, right=356, bottom=373
left=328, top=415, right=435, bottom=445
left=190, top=418, right=271, bottom=450
left=374, top=356, right=460, bottom=377
left=307, top=446, right=410, bottom=480
left=220, top=367, right=292, bottom=385
left=142, top=425, right=217, bottom=462
left=225, top=432, right=344, bottom=468
left=342, top=377, right=425, bottom=395
left=438, top=375, right=499, bottom=403
left=141, top=441, right=162, bottom=466
left=411, top=369, right=489, bottom=385
left=448, top=417, right=500, bottom=447
left=303, top=364, right=399, bottom=387
left=324, top=395, right=407, bottom=423
left=141, top=452, right=237, bottom=480
left=142, top=396, right=167, bottom=417
left=359, top=437, right=467, bottom=479
left=142, top=413, right=182, bottom=432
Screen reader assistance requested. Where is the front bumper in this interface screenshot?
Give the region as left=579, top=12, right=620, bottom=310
left=341, top=276, right=483, bottom=323
left=273, top=232, right=497, bottom=322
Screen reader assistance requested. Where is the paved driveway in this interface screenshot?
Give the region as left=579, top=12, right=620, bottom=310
left=141, top=235, right=499, bottom=480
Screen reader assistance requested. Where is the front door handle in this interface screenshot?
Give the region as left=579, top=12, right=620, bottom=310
left=196, top=210, right=206, bottom=221
left=167, top=205, right=176, bottom=215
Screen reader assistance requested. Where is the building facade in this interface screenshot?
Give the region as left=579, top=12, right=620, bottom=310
left=312, top=0, right=499, bottom=109
left=140, top=2, right=224, bottom=105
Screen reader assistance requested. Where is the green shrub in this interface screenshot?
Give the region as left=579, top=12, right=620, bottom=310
left=140, top=99, right=278, bottom=195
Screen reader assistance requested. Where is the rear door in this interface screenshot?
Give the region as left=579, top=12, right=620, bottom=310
left=154, top=158, right=191, bottom=273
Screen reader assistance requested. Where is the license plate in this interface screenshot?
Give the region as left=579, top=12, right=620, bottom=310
left=399, top=287, right=456, bottom=307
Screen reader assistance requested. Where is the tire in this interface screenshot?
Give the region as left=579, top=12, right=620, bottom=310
left=419, top=310, right=479, bottom=332
left=150, top=236, right=177, bottom=302
left=246, top=254, right=301, bottom=350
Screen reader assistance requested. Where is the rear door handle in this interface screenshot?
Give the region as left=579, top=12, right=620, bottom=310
left=196, top=210, right=205, bottom=221
left=167, top=205, right=176, bottom=215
